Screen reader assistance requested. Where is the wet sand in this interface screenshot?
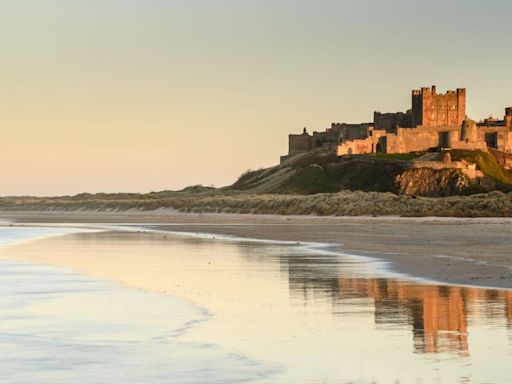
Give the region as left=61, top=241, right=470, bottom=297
left=1, top=230, right=512, bottom=383
left=1, top=210, right=512, bottom=289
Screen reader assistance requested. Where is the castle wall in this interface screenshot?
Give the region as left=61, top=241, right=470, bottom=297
left=330, top=123, right=370, bottom=141
left=311, top=131, right=338, bottom=146
left=397, top=128, right=440, bottom=152
left=374, top=111, right=411, bottom=132
left=321, top=142, right=338, bottom=152
left=342, top=123, right=506, bottom=155
left=288, top=133, right=312, bottom=156
left=337, top=138, right=373, bottom=156
left=383, top=126, right=460, bottom=153
left=450, top=141, right=488, bottom=151
left=336, top=129, right=386, bottom=155
left=472, top=108, right=512, bottom=153
left=476, top=126, right=512, bottom=153
left=285, top=129, right=341, bottom=162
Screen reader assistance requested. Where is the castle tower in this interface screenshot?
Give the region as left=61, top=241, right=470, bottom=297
left=461, top=119, right=478, bottom=143
left=505, top=107, right=512, bottom=129
left=411, top=86, right=466, bottom=128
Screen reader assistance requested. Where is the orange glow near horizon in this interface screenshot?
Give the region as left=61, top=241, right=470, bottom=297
left=1, top=1, right=511, bottom=195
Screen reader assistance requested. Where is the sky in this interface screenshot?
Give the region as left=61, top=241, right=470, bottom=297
left=0, top=0, right=511, bottom=196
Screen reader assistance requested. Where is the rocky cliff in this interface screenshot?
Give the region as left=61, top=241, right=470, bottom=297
left=395, top=168, right=471, bottom=197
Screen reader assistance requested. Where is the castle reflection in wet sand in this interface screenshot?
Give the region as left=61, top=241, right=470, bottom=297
left=329, top=278, right=512, bottom=354
left=1, top=230, right=511, bottom=383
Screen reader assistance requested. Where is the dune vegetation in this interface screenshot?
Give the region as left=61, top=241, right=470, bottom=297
left=1, top=149, right=511, bottom=217
left=0, top=188, right=511, bottom=218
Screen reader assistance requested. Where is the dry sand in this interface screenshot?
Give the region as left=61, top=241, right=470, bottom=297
left=1, top=210, right=512, bottom=289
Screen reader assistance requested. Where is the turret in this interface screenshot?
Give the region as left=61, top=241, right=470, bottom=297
left=505, top=108, right=512, bottom=129
left=461, top=119, right=478, bottom=143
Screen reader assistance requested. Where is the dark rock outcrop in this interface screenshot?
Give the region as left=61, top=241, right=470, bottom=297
left=395, top=168, right=471, bottom=197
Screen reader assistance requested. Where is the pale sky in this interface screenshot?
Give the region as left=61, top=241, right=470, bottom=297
left=1, top=0, right=511, bottom=196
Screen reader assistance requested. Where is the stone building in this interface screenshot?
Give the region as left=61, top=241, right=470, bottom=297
left=281, top=86, right=512, bottom=162
left=411, top=86, right=466, bottom=128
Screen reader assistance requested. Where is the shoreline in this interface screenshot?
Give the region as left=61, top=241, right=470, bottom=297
left=150, top=228, right=512, bottom=291
left=1, top=210, right=512, bottom=289
left=6, top=227, right=509, bottom=383
left=0, top=232, right=276, bottom=383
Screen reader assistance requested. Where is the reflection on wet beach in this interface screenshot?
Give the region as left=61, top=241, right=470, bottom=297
left=1, top=229, right=511, bottom=383
left=280, top=240, right=512, bottom=356
left=334, top=278, right=512, bottom=354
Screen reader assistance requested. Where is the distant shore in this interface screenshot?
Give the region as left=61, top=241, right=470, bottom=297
left=1, top=210, right=512, bottom=290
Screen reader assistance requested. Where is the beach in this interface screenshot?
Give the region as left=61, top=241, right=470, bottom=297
left=1, top=210, right=512, bottom=289
left=1, top=225, right=511, bottom=383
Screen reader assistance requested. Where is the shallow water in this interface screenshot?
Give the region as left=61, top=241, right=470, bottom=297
left=1, top=228, right=511, bottom=383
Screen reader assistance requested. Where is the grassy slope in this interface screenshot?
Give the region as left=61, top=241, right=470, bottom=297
left=280, top=164, right=340, bottom=194
left=447, top=149, right=512, bottom=185
left=231, top=151, right=409, bottom=195
left=324, top=158, right=406, bottom=192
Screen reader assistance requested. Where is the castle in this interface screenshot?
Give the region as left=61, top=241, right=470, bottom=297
left=281, top=86, right=512, bottom=162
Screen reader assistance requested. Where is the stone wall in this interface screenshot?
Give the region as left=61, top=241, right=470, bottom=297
left=311, top=131, right=338, bottom=146
left=288, top=133, right=312, bottom=156
left=410, top=160, right=483, bottom=181
left=451, top=141, right=488, bottom=151
left=490, top=148, right=512, bottom=170
left=382, top=126, right=459, bottom=153
left=336, top=122, right=510, bottom=156
left=374, top=111, right=411, bottom=132
left=285, top=128, right=341, bottom=162
left=337, top=138, right=373, bottom=156
left=336, top=129, right=387, bottom=155
left=330, top=123, right=370, bottom=141
left=477, top=126, right=511, bottom=153
left=399, top=127, right=444, bottom=152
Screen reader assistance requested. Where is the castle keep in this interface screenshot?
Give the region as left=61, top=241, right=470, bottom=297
left=282, top=86, right=512, bottom=162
